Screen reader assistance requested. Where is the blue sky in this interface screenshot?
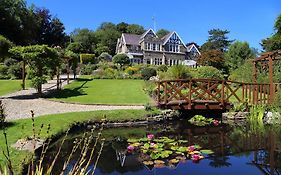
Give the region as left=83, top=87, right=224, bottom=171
left=27, top=0, right=280, bottom=50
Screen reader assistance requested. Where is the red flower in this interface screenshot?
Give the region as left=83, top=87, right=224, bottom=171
left=213, top=120, right=219, bottom=126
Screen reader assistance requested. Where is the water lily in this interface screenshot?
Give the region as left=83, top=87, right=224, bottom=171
left=187, top=145, right=195, bottom=152
left=191, top=154, right=200, bottom=162
left=147, top=134, right=154, bottom=140
left=127, top=145, right=135, bottom=153
left=213, top=120, right=219, bottom=126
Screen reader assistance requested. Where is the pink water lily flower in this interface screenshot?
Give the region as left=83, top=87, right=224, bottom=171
left=147, top=134, right=154, bottom=140
left=188, top=145, right=195, bottom=152
left=191, top=154, right=200, bottom=162
left=213, top=120, right=219, bottom=126
left=127, top=145, right=135, bottom=153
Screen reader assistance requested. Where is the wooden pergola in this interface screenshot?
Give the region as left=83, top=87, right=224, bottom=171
left=253, top=50, right=281, bottom=103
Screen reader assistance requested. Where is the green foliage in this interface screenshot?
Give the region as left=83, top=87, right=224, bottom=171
left=262, top=14, right=281, bottom=51
left=225, top=41, right=256, bottom=72
left=192, top=66, right=223, bottom=79
left=248, top=105, right=265, bottom=133
left=79, top=54, right=96, bottom=64
left=66, top=42, right=83, bottom=53
left=141, top=67, right=157, bottom=80
left=112, top=54, right=130, bottom=68
left=35, top=8, right=67, bottom=46
left=98, top=52, right=112, bottom=62
left=188, top=115, right=217, bottom=126
left=166, top=65, right=191, bottom=79
left=0, top=35, right=13, bottom=61
left=228, top=60, right=253, bottom=82
left=156, top=29, right=170, bottom=38
left=126, top=24, right=145, bottom=35
left=79, top=63, right=97, bottom=75
left=9, top=45, right=59, bottom=94
left=71, top=28, right=96, bottom=53
left=201, top=29, right=233, bottom=52
left=156, top=65, right=168, bottom=72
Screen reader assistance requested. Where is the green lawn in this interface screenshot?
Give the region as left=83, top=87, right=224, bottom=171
left=0, top=109, right=157, bottom=174
left=0, top=80, right=30, bottom=96
left=48, top=77, right=152, bottom=105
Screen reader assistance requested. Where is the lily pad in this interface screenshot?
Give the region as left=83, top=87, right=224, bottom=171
left=200, top=149, right=214, bottom=155
left=154, top=160, right=165, bottom=164
left=169, top=159, right=179, bottom=164
left=143, top=160, right=154, bottom=165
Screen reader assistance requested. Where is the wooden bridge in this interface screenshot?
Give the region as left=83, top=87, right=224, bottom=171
left=156, top=79, right=279, bottom=110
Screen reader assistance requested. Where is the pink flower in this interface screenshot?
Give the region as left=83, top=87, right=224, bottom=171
left=191, top=154, right=200, bottom=162
left=127, top=145, right=135, bottom=153
left=213, top=120, right=219, bottom=126
left=188, top=146, right=195, bottom=152
left=147, top=134, right=154, bottom=140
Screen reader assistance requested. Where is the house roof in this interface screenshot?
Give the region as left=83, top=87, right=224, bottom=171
left=122, top=33, right=141, bottom=45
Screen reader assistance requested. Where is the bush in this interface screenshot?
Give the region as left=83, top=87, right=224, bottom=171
left=98, top=52, right=112, bottom=62
left=80, top=54, right=96, bottom=64
left=191, top=66, right=223, bottom=79
left=157, top=65, right=168, bottom=72
left=4, top=58, right=17, bottom=67
left=80, top=64, right=97, bottom=75
left=0, top=64, right=9, bottom=79
left=112, top=53, right=130, bottom=68
left=125, top=66, right=140, bottom=75
left=228, top=60, right=253, bottom=83
left=7, top=63, right=21, bottom=79
left=141, top=67, right=157, bottom=80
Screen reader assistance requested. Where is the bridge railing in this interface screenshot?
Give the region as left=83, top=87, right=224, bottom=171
left=156, top=79, right=274, bottom=107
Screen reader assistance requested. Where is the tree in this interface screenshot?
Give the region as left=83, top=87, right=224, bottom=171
left=0, top=0, right=38, bottom=45
left=95, top=43, right=110, bottom=56
left=0, top=35, right=13, bottom=61
left=198, top=50, right=225, bottom=70
left=225, top=41, right=256, bottom=72
left=71, top=28, right=96, bottom=53
left=126, top=24, right=145, bottom=35
left=112, top=54, right=129, bottom=68
left=156, top=29, right=170, bottom=38
left=201, top=29, right=233, bottom=52
left=34, top=8, right=67, bottom=47
left=66, top=42, right=84, bottom=54
left=116, top=22, right=129, bottom=33
left=95, top=24, right=121, bottom=55
left=9, top=45, right=59, bottom=96
left=262, top=14, right=281, bottom=51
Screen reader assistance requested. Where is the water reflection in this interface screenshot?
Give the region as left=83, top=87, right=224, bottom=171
left=43, top=120, right=281, bottom=175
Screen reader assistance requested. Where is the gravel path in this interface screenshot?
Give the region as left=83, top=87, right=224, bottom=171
left=0, top=76, right=144, bottom=121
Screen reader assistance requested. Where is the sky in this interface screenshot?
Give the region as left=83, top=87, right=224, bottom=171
left=26, top=0, right=281, bottom=50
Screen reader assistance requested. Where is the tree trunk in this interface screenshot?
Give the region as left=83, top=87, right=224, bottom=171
left=67, top=60, right=70, bottom=84
left=56, top=66, right=60, bottom=90
left=22, top=61, right=26, bottom=90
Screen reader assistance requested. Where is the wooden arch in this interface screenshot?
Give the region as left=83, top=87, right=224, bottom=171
left=253, top=50, right=281, bottom=103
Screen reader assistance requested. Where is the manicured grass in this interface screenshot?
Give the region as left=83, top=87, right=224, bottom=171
left=0, top=80, right=30, bottom=96
left=0, top=109, right=157, bottom=174
left=48, top=77, right=152, bottom=105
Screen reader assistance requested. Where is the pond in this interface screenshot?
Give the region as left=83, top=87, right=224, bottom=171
left=42, top=119, right=281, bottom=175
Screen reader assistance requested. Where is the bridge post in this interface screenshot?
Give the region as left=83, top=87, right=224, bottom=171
left=221, top=80, right=225, bottom=106
left=269, top=56, right=275, bottom=104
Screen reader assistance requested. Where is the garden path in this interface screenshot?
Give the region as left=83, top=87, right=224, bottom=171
left=0, top=75, right=144, bottom=121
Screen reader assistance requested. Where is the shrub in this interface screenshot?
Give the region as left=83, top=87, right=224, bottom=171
left=143, top=80, right=157, bottom=97
left=0, top=64, right=8, bottom=79
left=80, top=54, right=96, bottom=64
left=228, top=60, right=253, bottom=83
left=141, top=67, right=157, bottom=80
left=167, top=65, right=191, bottom=79
left=4, top=58, right=17, bottom=67
left=98, top=52, right=112, bottom=62
left=112, top=54, right=130, bottom=68
left=191, top=66, right=223, bottom=79
left=7, top=63, right=21, bottom=79
left=80, top=64, right=97, bottom=75
left=125, top=66, right=140, bottom=75
left=157, top=65, right=168, bottom=72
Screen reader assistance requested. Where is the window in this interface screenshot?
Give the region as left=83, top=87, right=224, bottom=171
left=153, top=43, right=156, bottom=51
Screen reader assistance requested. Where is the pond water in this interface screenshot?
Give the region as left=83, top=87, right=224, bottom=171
left=42, top=119, right=281, bottom=175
